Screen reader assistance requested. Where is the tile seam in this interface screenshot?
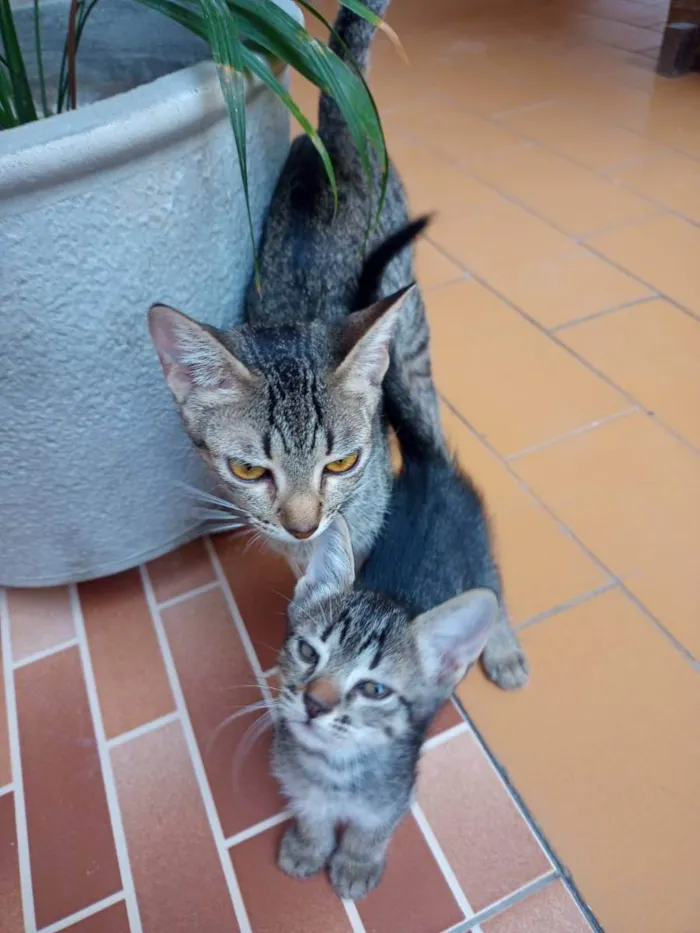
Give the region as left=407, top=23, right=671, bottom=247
left=106, top=711, right=180, bottom=749
left=513, top=582, right=620, bottom=631
left=549, top=292, right=660, bottom=332
left=12, top=638, right=80, bottom=670
left=411, top=801, right=480, bottom=930
left=423, top=721, right=471, bottom=751
left=0, top=781, right=12, bottom=797
left=70, top=585, right=143, bottom=933
left=157, top=580, right=220, bottom=610
left=225, top=809, right=291, bottom=848
left=442, top=397, right=699, bottom=665
left=139, top=565, right=253, bottom=933
left=37, top=891, right=126, bottom=933
left=443, top=870, right=561, bottom=933
left=0, top=589, right=36, bottom=932
left=504, top=408, right=639, bottom=462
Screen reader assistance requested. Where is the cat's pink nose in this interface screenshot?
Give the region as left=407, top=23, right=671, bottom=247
left=285, top=524, right=318, bottom=540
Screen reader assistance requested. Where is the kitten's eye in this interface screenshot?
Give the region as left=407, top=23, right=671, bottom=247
left=325, top=451, right=359, bottom=474
left=297, top=639, right=319, bottom=665
left=228, top=459, right=267, bottom=482
left=356, top=680, right=393, bottom=700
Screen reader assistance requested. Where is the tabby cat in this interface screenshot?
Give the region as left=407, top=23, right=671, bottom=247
left=273, top=371, right=528, bottom=901
left=148, top=0, right=438, bottom=568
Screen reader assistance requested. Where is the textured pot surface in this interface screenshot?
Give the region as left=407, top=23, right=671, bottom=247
left=0, top=0, right=296, bottom=585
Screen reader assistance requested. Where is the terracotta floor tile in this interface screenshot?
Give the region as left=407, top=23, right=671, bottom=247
left=214, top=533, right=295, bottom=672
left=459, top=589, right=700, bottom=933
left=0, top=793, right=23, bottom=933
left=79, top=571, right=174, bottom=740
left=389, top=135, right=500, bottom=218
left=111, top=720, right=240, bottom=933
left=441, top=407, right=606, bottom=623
left=481, top=880, right=593, bottom=933
left=429, top=196, right=573, bottom=278
left=611, top=150, right=700, bottom=225
left=644, top=103, right=700, bottom=159
left=391, top=104, right=526, bottom=166
left=5, top=586, right=75, bottom=662
left=231, top=822, right=352, bottom=933
left=415, top=239, right=463, bottom=291
left=587, top=213, right=700, bottom=316
left=574, top=14, right=661, bottom=52
left=500, top=101, right=663, bottom=171
left=428, top=279, right=628, bottom=457
left=417, top=731, right=550, bottom=913
left=561, top=298, right=700, bottom=449
left=513, top=412, right=700, bottom=657
left=473, top=143, right=659, bottom=237
left=147, top=539, right=216, bottom=604
left=479, top=246, right=653, bottom=329
left=0, top=638, right=10, bottom=787
left=426, top=697, right=465, bottom=739
left=63, top=901, right=131, bottom=933
left=162, top=586, right=283, bottom=839
left=15, top=647, right=120, bottom=928
left=358, top=812, right=463, bottom=933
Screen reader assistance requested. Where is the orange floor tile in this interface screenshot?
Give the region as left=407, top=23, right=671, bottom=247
left=2, top=0, right=700, bottom=931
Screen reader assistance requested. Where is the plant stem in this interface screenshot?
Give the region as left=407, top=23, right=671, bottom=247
left=33, top=0, right=50, bottom=117
left=66, top=0, right=78, bottom=110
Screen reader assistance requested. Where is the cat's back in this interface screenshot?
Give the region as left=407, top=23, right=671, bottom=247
left=245, top=136, right=409, bottom=329
left=358, top=450, right=500, bottom=612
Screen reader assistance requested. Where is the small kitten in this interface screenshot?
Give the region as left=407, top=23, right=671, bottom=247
left=273, top=374, right=528, bottom=901
left=148, top=224, right=424, bottom=567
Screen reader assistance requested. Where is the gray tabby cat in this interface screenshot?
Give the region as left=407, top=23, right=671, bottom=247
left=273, top=372, right=528, bottom=900
left=148, top=0, right=438, bottom=568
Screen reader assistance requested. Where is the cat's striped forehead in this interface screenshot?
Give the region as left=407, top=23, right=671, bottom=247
left=315, top=593, right=410, bottom=669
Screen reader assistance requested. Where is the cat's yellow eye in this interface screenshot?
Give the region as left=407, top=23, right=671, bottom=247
left=325, top=451, right=359, bottom=474
left=357, top=680, right=393, bottom=700
left=228, top=459, right=267, bottom=482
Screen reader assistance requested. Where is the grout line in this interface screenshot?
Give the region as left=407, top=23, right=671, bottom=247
left=423, top=721, right=470, bottom=751
left=70, top=586, right=143, bottom=933
left=157, top=580, right=220, bottom=611
left=38, top=892, right=126, bottom=933
left=204, top=538, right=274, bottom=704
left=411, top=802, right=481, bottom=931
left=0, top=782, right=13, bottom=798
left=444, top=871, right=560, bottom=933
left=262, top=665, right=278, bottom=679
left=453, top=695, right=605, bottom=933
left=505, top=408, right=638, bottom=462
left=225, top=809, right=290, bottom=848
left=12, top=638, right=80, bottom=670
left=549, top=292, right=659, bottom=332
left=139, top=565, right=253, bottom=933
left=513, top=582, right=620, bottom=632
left=342, top=898, right=367, bottom=933
left=1, top=590, right=37, bottom=932
left=442, top=397, right=699, bottom=666
left=106, top=712, right=180, bottom=749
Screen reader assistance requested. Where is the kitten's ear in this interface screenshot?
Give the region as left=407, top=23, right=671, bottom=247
left=334, top=284, right=415, bottom=392
left=148, top=303, right=255, bottom=404
left=414, top=589, right=498, bottom=684
left=293, top=515, right=355, bottom=605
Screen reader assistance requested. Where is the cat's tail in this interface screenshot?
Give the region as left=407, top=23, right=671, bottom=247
left=318, top=0, right=392, bottom=157
left=354, top=215, right=432, bottom=310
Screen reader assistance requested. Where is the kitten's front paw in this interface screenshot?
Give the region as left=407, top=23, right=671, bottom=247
left=482, top=626, right=529, bottom=690
left=278, top=825, right=329, bottom=879
left=329, top=853, right=385, bottom=900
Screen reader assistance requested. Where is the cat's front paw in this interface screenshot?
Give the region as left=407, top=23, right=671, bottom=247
left=278, top=824, right=330, bottom=879
left=482, top=626, right=529, bottom=690
left=329, top=852, right=385, bottom=900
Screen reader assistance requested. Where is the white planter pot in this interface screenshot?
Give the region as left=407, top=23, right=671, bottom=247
left=0, top=0, right=296, bottom=585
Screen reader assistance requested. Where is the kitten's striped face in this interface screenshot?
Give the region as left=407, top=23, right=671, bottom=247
left=148, top=292, right=411, bottom=547
left=279, top=591, right=419, bottom=753
left=278, top=518, right=498, bottom=754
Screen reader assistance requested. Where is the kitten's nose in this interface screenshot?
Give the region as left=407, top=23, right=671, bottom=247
left=285, top=524, right=319, bottom=540
left=303, top=691, right=329, bottom=720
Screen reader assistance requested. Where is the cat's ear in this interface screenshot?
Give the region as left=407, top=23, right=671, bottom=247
left=293, top=515, right=355, bottom=606
left=414, top=588, right=498, bottom=684
left=334, top=284, right=415, bottom=392
left=148, top=303, right=255, bottom=404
